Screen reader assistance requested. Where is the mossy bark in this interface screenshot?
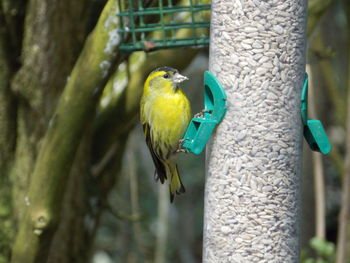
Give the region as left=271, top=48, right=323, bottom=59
left=307, top=0, right=336, bottom=37
left=9, top=0, right=89, bottom=229
left=47, top=128, right=92, bottom=263
left=10, top=0, right=121, bottom=262
left=0, top=5, right=17, bottom=261
left=2, top=0, right=202, bottom=261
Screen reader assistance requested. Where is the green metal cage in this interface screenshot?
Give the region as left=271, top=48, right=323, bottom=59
left=117, top=0, right=211, bottom=52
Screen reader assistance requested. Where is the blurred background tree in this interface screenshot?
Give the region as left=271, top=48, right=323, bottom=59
left=0, top=0, right=349, bottom=262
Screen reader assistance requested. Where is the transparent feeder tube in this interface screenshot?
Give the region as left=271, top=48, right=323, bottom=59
left=203, top=0, right=307, bottom=262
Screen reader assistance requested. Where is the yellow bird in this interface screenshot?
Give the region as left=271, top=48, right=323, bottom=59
left=140, top=67, right=192, bottom=202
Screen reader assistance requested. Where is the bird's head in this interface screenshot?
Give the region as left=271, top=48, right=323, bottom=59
left=144, top=67, right=188, bottom=95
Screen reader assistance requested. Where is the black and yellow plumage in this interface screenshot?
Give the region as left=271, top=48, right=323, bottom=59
left=140, top=67, right=192, bottom=202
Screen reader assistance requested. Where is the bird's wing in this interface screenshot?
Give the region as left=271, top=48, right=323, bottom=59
left=143, top=122, right=167, bottom=183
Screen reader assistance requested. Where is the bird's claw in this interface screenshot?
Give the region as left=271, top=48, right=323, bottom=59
left=176, top=139, right=189, bottom=153
left=194, top=109, right=211, bottom=118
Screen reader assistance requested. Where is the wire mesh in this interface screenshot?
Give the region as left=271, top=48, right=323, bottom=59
left=117, top=0, right=211, bottom=52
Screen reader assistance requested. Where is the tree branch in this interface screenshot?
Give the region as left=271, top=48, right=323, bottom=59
left=128, top=138, right=146, bottom=259
left=154, top=184, right=170, bottom=263
left=307, top=0, right=336, bottom=37
left=310, top=32, right=347, bottom=126
left=307, top=65, right=326, bottom=240
left=9, top=1, right=92, bottom=238
left=0, top=2, right=17, bottom=166
left=328, top=145, right=345, bottom=177
left=47, top=128, right=92, bottom=263
left=0, top=5, right=17, bottom=261
left=11, top=0, right=123, bottom=262
left=0, top=0, right=26, bottom=64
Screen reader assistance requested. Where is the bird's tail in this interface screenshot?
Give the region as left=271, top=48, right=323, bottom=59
left=168, top=164, right=185, bottom=202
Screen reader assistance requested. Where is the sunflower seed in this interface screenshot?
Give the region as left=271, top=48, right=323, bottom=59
left=203, top=0, right=306, bottom=262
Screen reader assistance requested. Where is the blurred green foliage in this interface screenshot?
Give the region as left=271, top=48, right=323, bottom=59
left=301, top=237, right=338, bottom=263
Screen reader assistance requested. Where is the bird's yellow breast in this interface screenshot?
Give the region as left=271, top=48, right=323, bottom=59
left=143, top=90, right=191, bottom=147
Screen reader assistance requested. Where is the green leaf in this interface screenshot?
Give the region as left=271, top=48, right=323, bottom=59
left=309, top=237, right=335, bottom=259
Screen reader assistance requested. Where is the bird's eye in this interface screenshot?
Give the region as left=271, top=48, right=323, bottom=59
left=163, top=73, right=170, bottom=79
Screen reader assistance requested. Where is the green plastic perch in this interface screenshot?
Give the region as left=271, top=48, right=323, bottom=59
left=181, top=71, right=227, bottom=154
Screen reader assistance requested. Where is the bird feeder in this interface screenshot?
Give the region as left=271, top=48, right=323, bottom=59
left=117, top=0, right=210, bottom=52
left=202, top=0, right=311, bottom=262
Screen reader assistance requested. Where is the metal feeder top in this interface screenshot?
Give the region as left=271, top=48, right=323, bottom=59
left=117, top=0, right=211, bottom=52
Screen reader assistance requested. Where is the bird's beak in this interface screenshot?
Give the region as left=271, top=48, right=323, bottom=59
left=172, top=73, right=188, bottom=84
